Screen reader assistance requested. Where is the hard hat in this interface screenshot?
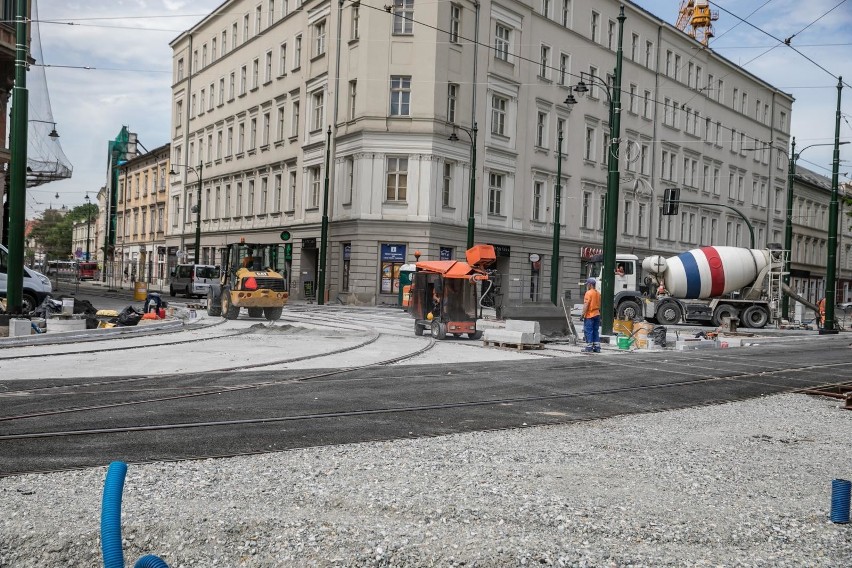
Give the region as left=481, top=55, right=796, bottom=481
left=586, top=278, right=597, bottom=286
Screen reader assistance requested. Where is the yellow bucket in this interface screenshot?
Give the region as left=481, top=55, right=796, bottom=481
left=613, top=319, right=633, bottom=336
left=634, top=322, right=653, bottom=348
left=133, top=281, right=148, bottom=301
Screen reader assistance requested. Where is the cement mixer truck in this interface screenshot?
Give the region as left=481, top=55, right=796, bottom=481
left=588, top=246, right=787, bottom=328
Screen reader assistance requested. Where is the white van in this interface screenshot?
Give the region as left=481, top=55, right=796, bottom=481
left=169, top=264, right=220, bottom=298
left=0, top=244, right=53, bottom=312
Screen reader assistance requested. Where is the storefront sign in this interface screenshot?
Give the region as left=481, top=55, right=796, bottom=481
left=381, top=243, right=406, bottom=262
left=343, top=243, right=351, bottom=260
left=490, top=244, right=511, bottom=257
left=581, top=246, right=603, bottom=259
left=302, top=237, right=317, bottom=249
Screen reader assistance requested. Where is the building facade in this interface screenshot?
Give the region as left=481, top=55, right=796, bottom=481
left=114, top=143, right=170, bottom=288
left=169, top=0, right=793, bottom=305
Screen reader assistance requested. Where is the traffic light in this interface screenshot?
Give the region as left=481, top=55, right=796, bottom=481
left=663, top=187, right=680, bottom=216
left=284, top=243, right=293, bottom=260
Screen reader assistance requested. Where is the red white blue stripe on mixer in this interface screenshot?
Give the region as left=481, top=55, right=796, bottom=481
left=665, top=247, right=768, bottom=300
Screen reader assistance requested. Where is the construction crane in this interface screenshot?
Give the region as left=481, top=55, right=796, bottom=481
left=676, top=0, right=719, bottom=46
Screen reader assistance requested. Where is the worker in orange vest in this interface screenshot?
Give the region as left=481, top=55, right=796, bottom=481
left=818, top=297, right=826, bottom=328
left=583, top=278, right=601, bottom=353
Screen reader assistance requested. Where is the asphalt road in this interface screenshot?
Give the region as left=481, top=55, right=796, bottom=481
left=2, top=334, right=849, bottom=475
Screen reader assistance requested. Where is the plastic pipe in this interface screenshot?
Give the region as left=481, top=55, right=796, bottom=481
left=100, top=461, right=170, bottom=568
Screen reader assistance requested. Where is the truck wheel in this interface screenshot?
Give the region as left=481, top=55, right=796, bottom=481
left=712, top=304, right=738, bottom=327
left=222, top=293, right=240, bottom=320
left=207, top=291, right=222, bottom=317
left=616, top=300, right=643, bottom=321
left=21, top=292, right=37, bottom=314
left=742, top=305, right=769, bottom=329
left=169, top=286, right=176, bottom=297
left=264, top=307, right=283, bottom=321
left=414, top=322, right=424, bottom=336
left=247, top=308, right=264, bottom=318
left=468, top=330, right=483, bottom=340
left=431, top=320, right=447, bottom=340
left=656, top=302, right=682, bottom=326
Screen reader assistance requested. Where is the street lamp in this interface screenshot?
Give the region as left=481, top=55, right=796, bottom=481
left=28, top=119, right=60, bottom=139
left=550, top=127, right=565, bottom=305
left=84, top=194, right=92, bottom=261
left=169, top=162, right=204, bottom=264
left=448, top=122, right=479, bottom=249
left=566, top=5, right=626, bottom=336
left=823, top=77, right=845, bottom=334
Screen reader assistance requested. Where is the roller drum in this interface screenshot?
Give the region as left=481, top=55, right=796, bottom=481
left=644, top=247, right=769, bottom=300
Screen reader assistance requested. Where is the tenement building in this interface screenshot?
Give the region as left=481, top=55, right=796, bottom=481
left=169, top=0, right=792, bottom=304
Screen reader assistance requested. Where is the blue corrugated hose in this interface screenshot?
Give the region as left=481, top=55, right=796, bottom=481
left=101, top=461, right=170, bottom=568
left=830, top=478, right=851, bottom=524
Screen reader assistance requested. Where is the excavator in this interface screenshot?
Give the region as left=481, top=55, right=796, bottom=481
left=407, top=244, right=495, bottom=339
left=207, top=239, right=289, bottom=320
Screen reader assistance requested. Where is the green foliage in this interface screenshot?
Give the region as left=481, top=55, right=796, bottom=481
left=29, top=204, right=98, bottom=260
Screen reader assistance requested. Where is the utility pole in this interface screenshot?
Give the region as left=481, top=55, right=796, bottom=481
left=822, top=77, right=844, bottom=334
left=782, top=137, right=796, bottom=320
left=194, top=161, right=203, bottom=264
left=550, top=132, right=563, bottom=305
left=6, top=0, right=29, bottom=314
left=318, top=126, right=331, bottom=305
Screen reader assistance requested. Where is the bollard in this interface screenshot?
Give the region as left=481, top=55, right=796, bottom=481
left=830, top=478, right=851, bottom=524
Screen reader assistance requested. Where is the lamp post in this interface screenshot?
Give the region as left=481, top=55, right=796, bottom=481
left=28, top=119, right=60, bottom=139
left=448, top=123, right=479, bottom=249
left=169, top=162, right=203, bottom=264
left=317, top=126, right=331, bottom=306
left=823, top=77, right=844, bottom=334
left=84, top=194, right=92, bottom=261
left=550, top=129, right=565, bottom=305
left=566, top=5, right=625, bottom=335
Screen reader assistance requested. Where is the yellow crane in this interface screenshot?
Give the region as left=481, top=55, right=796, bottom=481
left=676, top=0, right=719, bottom=46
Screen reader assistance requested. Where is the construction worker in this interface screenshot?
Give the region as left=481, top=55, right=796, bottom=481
left=241, top=249, right=256, bottom=269
left=818, top=297, right=826, bottom=328
left=583, top=277, right=601, bottom=353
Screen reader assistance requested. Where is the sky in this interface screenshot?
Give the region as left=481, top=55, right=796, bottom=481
left=27, top=0, right=852, bottom=218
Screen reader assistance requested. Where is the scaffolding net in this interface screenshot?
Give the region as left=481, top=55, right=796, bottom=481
left=26, top=0, right=73, bottom=187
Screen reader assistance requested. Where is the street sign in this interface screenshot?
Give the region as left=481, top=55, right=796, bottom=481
left=280, top=230, right=291, bottom=241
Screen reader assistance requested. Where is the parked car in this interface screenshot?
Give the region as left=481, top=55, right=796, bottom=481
left=169, top=264, right=220, bottom=298
left=0, top=244, right=53, bottom=312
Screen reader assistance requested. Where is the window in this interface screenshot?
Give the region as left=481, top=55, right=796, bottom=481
left=393, top=0, right=414, bottom=34
left=561, top=0, right=571, bottom=27
left=622, top=199, right=632, bottom=234
left=449, top=4, right=461, bottom=43
left=386, top=157, right=408, bottom=201
left=177, top=58, right=184, bottom=81
left=640, top=143, right=650, bottom=174
left=226, top=127, right=233, bottom=156
left=238, top=122, right=245, bottom=153
left=344, top=157, right=354, bottom=204
left=389, top=76, right=411, bottom=116
left=541, top=0, right=550, bottom=18
left=607, top=19, right=615, bottom=50
left=240, top=65, right=247, bottom=95
left=638, top=204, right=646, bottom=237
left=243, top=14, right=250, bottom=42
left=532, top=180, right=543, bottom=221
left=665, top=50, right=672, bottom=77
left=252, top=58, right=259, bottom=89
left=539, top=45, right=550, bottom=79
left=643, top=90, right=651, bottom=119
left=255, top=5, right=262, bottom=34
left=229, top=72, right=235, bottom=100
left=661, top=150, right=676, bottom=181
left=218, top=78, right=225, bottom=105
left=236, top=182, right=243, bottom=216
left=645, top=40, right=653, bottom=68
left=232, top=22, right=238, bottom=49
left=274, top=174, right=282, bottom=212
left=250, top=118, right=257, bottom=150
left=247, top=180, right=255, bottom=215
left=559, top=53, right=570, bottom=85
left=208, top=83, right=214, bottom=110
left=491, top=95, right=507, bottom=136
left=260, top=177, right=268, bottom=213
left=278, top=43, right=287, bottom=76
left=265, top=51, right=272, bottom=83
left=351, top=5, right=360, bottom=40
left=312, top=90, right=324, bottom=131
left=175, top=100, right=183, bottom=128
left=683, top=157, right=698, bottom=188
left=207, top=133, right=213, bottom=162
left=590, top=11, right=599, bottom=42
left=225, top=184, right=231, bottom=215
left=629, top=84, right=638, bottom=114
left=294, top=35, right=302, bottom=69
left=447, top=83, right=458, bottom=123
left=488, top=172, right=503, bottom=215
left=217, top=130, right=223, bottom=159
left=442, top=162, right=453, bottom=207
left=631, top=33, right=639, bottom=60
left=291, top=101, right=300, bottom=137
left=348, top=80, right=357, bottom=120
left=494, top=23, right=510, bottom=61
left=536, top=111, right=547, bottom=147
left=584, top=126, right=595, bottom=160
left=202, top=44, right=207, bottom=68
left=581, top=191, right=591, bottom=228
left=314, top=20, right=326, bottom=56
left=262, top=112, right=270, bottom=146
left=288, top=170, right=297, bottom=210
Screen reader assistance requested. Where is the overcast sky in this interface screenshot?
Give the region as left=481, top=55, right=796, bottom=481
left=30, top=0, right=852, bottom=217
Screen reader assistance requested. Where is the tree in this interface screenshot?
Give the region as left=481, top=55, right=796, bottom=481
left=29, top=203, right=98, bottom=261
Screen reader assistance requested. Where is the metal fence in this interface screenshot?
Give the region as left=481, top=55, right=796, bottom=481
left=100, top=259, right=171, bottom=292
left=45, top=260, right=79, bottom=296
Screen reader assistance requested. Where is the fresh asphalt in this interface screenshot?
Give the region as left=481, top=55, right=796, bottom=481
left=1, top=329, right=849, bottom=475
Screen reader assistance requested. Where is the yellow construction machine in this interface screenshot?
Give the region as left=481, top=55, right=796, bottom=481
left=206, top=240, right=289, bottom=320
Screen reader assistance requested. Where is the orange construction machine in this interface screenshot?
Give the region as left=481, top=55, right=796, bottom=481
left=407, top=244, right=495, bottom=339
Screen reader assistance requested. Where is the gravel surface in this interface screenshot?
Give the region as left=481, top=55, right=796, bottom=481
left=2, top=393, right=850, bottom=567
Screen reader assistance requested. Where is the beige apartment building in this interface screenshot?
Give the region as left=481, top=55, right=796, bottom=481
left=169, top=0, right=793, bottom=304
left=114, top=143, right=170, bottom=288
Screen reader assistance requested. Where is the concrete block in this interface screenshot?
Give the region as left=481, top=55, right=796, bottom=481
left=675, top=339, right=717, bottom=351
left=9, top=318, right=32, bottom=337
left=505, top=319, right=541, bottom=334
left=483, top=329, right=541, bottom=345
left=47, top=315, right=87, bottom=333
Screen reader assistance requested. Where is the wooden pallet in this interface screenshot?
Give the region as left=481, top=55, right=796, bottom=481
left=482, top=339, right=543, bottom=351
left=186, top=303, right=205, bottom=309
